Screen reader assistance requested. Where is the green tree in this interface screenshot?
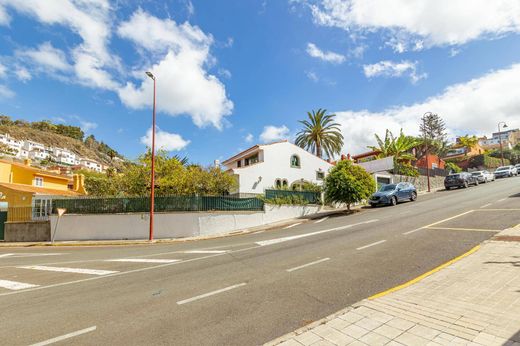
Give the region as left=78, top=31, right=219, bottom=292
left=324, top=160, right=376, bottom=211
left=0, top=142, right=15, bottom=155
left=457, top=135, right=479, bottom=155
left=417, top=113, right=447, bottom=159
left=295, top=109, right=344, bottom=159
left=368, top=129, right=419, bottom=162
left=0, top=115, right=13, bottom=126
left=445, top=161, right=462, bottom=173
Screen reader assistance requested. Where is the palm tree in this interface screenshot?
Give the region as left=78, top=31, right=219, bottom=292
left=368, top=129, right=419, bottom=162
left=295, top=109, right=344, bottom=159
left=457, top=135, right=479, bottom=155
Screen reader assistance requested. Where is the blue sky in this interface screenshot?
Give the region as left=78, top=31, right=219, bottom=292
left=0, top=0, right=519, bottom=164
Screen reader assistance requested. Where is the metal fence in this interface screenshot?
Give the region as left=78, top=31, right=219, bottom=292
left=417, top=167, right=450, bottom=177
left=264, top=189, right=321, bottom=204
left=52, top=195, right=264, bottom=214
left=7, top=206, right=34, bottom=222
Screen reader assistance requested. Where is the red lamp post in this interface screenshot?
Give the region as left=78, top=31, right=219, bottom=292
left=146, top=71, right=156, bottom=241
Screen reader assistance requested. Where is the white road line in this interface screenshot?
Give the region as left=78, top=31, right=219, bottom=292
left=0, top=254, right=13, bottom=258
left=423, top=210, right=475, bottom=228
left=497, top=198, right=507, bottom=202
left=314, top=216, right=329, bottom=224
left=182, top=250, right=228, bottom=254
left=30, top=326, right=97, bottom=346
left=176, top=283, right=247, bottom=305
left=0, top=253, right=65, bottom=259
left=106, top=259, right=180, bottom=263
left=19, top=266, right=117, bottom=276
left=0, top=279, right=39, bottom=290
left=286, top=258, right=330, bottom=272
left=283, top=222, right=302, bottom=229
left=356, top=240, right=386, bottom=251
left=256, top=219, right=378, bottom=246
left=480, top=203, right=493, bottom=208
left=403, top=228, right=424, bottom=235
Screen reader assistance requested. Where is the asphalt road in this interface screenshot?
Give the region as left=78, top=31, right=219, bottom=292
left=1, top=177, right=519, bottom=345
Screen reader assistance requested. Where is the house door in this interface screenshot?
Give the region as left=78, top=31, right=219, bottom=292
left=0, top=211, right=7, bottom=240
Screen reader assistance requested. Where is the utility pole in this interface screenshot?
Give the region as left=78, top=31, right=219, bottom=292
left=146, top=71, right=156, bottom=241
left=423, top=112, right=432, bottom=192
left=497, top=121, right=508, bottom=166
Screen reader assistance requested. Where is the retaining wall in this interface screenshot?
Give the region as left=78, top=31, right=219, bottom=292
left=4, top=221, right=51, bottom=242
left=49, top=204, right=322, bottom=241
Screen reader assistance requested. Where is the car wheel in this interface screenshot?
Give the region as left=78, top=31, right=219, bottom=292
left=474, top=180, right=479, bottom=186
left=463, top=181, right=469, bottom=188
left=410, top=191, right=417, bottom=201
left=390, top=196, right=397, bottom=206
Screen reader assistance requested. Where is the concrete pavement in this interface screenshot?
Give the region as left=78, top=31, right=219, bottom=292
left=0, top=177, right=519, bottom=345
left=268, top=224, right=520, bottom=346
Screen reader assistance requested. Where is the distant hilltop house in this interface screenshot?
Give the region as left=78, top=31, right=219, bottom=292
left=0, top=133, right=104, bottom=172
left=479, top=128, right=519, bottom=150
left=221, top=140, right=333, bottom=195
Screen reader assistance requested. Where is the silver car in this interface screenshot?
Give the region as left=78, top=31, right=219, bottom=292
left=494, top=165, right=518, bottom=178
left=471, top=170, right=495, bottom=183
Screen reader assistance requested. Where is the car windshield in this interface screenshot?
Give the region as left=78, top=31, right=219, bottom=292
left=471, top=172, right=482, bottom=176
left=447, top=174, right=460, bottom=178
left=496, top=166, right=509, bottom=171
left=379, top=184, right=397, bottom=191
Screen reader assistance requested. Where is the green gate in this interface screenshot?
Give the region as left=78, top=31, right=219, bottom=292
left=0, top=211, right=7, bottom=240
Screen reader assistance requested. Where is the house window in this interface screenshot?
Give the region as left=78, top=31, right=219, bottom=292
left=34, top=177, right=43, bottom=187
left=290, top=155, right=300, bottom=168
left=237, top=160, right=242, bottom=168
left=245, top=154, right=259, bottom=166
left=282, top=179, right=288, bottom=188
left=275, top=179, right=282, bottom=189
left=316, top=171, right=325, bottom=180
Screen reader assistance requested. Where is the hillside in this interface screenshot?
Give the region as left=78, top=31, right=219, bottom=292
left=0, top=115, right=126, bottom=169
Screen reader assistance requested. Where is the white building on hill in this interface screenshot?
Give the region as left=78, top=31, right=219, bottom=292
left=222, top=140, right=333, bottom=195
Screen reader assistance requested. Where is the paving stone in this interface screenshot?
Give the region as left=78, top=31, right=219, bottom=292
left=394, top=332, right=431, bottom=346
left=294, top=332, right=322, bottom=346
left=354, top=317, right=384, bottom=331
left=340, top=324, right=369, bottom=339
left=309, top=340, right=335, bottom=346
left=358, top=332, right=391, bottom=346
left=386, top=318, right=416, bottom=331
left=279, top=340, right=304, bottom=346
left=408, top=324, right=442, bottom=340
left=373, top=324, right=403, bottom=339
left=338, top=312, right=364, bottom=324
left=327, top=318, right=351, bottom=331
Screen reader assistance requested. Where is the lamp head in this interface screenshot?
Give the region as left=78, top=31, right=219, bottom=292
left=145, top=71, right=155, bottom=80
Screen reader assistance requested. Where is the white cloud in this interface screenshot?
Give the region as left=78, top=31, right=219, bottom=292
left=306, top=42, right=346, bottom=64
left=117, top=9, right=233, bottom=129
left=336, top=63, right=520, bottom=155
left=0, top=6, right=9, bottom=25
left=1, top=0, right=118, bottom=89
left=80, top=120, right=98, bottom=133
left=310, top=0, right=520, bottom=51
left=140, top=127, right=190, bottom=151
left=0, top=63, right=6, bottom=78
left=260, top=125, right=290, bottom=142
left=363, top=60, right=426, bottom=83
left=15, top=67, right=31, bottom=82
left=305, top=70, right=319, bottom=82
left=0, top=85, right=14, bottom=99
left=244, top=133, right=254, bottom=143
left=18, top=42, right=71, bottom=72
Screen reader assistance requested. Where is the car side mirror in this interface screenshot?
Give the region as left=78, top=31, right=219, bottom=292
left=396, top=187, right=401, bottom=191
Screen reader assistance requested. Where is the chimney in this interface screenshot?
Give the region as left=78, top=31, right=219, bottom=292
left=341, top=154, right=346, bottom=161
left=24, top=159, right=31, bottom=166
left=73, top=174, right=87, bottom=194
left=347, top=153, right=351, bottom=161
left=214, top=159, right=220, bottom=167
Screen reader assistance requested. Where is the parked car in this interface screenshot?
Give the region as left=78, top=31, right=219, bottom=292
left=515, top=164, right=520, bottom=173
left=369, top=182, right=417, bottom=207
left=471, top=170, right=495, bottom=183
left=444, top=172, right=479, bottom=189
left=494, top=165, right=518, bottom=178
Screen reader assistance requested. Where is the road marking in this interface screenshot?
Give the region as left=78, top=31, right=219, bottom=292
left=497, top=198, right=507, bottom=202
left=0, top=253, right=65, bottom=258
left=182, top=250, right=228, bottom=254
left=106, top=259, right=180, bottom=263
left=283, top=222, right=302, bottom=229
left=0, top=279, right=39, bottom=290
left=402, top=228, right=424, bottom=235
left=256, top=219, right=378, bottom=246
left=368, top=245, right=480, bottom=300
left=480, top=203, right=493, bottom=208
left=425, top=226, right=500, bottom=232
left=176, top=283, right=247, bottom=305
left=19, top=265, right=118, bottom=276
left=314, top=216, right=329, bottom=224
left=356, top=240, right=386, bottom=251
left=30, top=326, right=96, bottom=346
left=423, top=210, right=475, bottom=228
left=474, top=208, right=520, bottom=211
left=286, top=258, right=330, bottom=272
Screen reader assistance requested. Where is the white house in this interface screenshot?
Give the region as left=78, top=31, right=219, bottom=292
left=51, top=147, right=77, bottom=165
left=221, top=140, right=333, bottom=195
left=0, top=133, right=22, bottom=156
left=80, top=158, right=103, bottom=172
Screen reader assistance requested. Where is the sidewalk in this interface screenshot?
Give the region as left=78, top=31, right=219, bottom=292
left=267, top=225, right=520, bottom=346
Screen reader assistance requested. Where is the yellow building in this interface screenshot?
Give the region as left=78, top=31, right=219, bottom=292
left=0, top=159, right=86, bottom=208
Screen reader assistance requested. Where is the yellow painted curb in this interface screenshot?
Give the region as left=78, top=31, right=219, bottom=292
left=368, top=245, right=481, bottom=300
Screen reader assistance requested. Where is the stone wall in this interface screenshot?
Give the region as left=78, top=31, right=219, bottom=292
left=4, top=221, right=51, bottom=242
left=391, top=174, right=446, bottom=192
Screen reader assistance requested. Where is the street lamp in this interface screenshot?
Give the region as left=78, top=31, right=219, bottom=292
left=422, top=112, right=433, bottom=193
left=497, top=122, right=508, bottom=166
left=146, top=71, right=156, bottom=241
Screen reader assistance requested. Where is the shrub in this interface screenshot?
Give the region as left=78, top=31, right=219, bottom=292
left=324, top=160, right=376, bottom=210
left=392, top=162, right=419, bottom=177
left=469, top=154, right=509, bottom=169
left=445, top=161, right=462, bottom=173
